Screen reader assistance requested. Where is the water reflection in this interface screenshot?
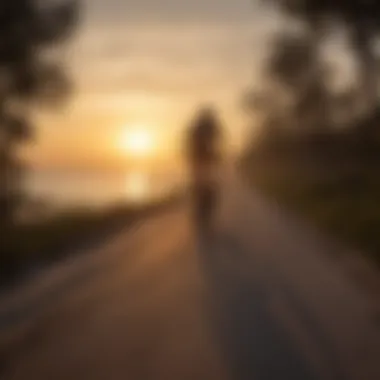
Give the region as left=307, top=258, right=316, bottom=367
left=24, top=169, right=182, bottom=211
left=124, top=172, right=151, bottom=203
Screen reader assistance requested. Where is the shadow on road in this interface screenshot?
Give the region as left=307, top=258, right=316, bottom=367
left=198, top=233, right=323, bottom=380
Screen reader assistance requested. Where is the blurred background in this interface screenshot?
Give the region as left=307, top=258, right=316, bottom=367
left=2, top=0, right=380, bottom=297
left=2, top=0, right=380, bottom=292
left=1, top=0, right=258, bottom=282
left=1, top=1, right=380, bottom=378
left=18, top=0, right=256, bottom=211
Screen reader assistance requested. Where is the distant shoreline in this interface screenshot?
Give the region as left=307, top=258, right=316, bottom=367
left=24, top=169, right=186, bottom=212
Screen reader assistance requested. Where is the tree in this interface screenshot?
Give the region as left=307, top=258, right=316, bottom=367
left=264, top=0, right=380, bottom=118
left=0, top=1, right=79, bottom=226
left=253, top=33, right=331, bottom=135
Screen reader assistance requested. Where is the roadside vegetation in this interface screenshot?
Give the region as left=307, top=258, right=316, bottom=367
left=0, top=194, right=182, bottom=288
left=242, top=144, right=380, bottom=267
left=242, top=0, right=380, bottom=268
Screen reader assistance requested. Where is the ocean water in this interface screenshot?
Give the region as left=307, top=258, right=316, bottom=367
left=24, top=169, right=185, bottom=210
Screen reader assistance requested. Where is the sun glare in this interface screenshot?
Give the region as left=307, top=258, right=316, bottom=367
left=121, top=127, right=154, bottom=157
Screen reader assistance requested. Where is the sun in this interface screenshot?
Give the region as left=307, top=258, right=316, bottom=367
left=121, top=127, right=154, bottom=157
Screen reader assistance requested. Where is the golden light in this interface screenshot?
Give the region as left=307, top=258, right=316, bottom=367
left=120, top=127, right=154, bottom=157
left=125, top=172, right=150, bottom=202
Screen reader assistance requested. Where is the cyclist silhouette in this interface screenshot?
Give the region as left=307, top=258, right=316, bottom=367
left=185, top=106, right=223, bottom=237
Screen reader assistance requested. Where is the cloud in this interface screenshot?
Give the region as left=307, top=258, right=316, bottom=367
left=86, top=0, right=255, bottom=24
left=72, top=20, right=257, bottom=98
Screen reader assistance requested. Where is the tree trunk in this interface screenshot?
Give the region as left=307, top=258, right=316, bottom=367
left=0, top=125, right=18, bottom=228
left=352, top=28, right=378, bottom=122
left=308, top=25, right=331, bottom=133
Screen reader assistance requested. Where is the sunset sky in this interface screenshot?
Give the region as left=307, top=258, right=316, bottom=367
left=23, top=0, right=288, bottom=172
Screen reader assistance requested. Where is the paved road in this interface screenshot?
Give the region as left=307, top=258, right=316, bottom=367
left=1, top=177, right=380, bottom=380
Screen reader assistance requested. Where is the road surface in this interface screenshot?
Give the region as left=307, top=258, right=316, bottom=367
left=1, top=176, right=379, bottom=380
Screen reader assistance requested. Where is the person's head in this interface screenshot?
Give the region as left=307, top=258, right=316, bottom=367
left=197, top=105, right=217, bottom=124
left=186, top=105, right=223, bottom=159
left=191, top=105, right=220, bottom=136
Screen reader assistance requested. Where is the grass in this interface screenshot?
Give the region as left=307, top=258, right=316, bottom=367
left=0, top=194, right=182, bottom=287
left=244, top=158, right=380, bottom=267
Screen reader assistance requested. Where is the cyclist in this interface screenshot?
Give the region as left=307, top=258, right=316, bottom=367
left=185, top=106, right=223, bottom=236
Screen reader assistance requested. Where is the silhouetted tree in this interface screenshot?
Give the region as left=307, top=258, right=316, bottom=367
left=259, top=33, right=331, bottom=135
left=0, top=1, right=79, bottom=226
left=264, top=0, right=380, bottom=117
